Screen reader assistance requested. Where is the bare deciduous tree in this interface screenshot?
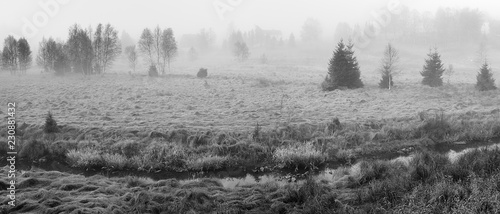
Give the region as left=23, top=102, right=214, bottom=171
left=152, top=26, right=162, bottom=72
left=379, top=43, right=401, bottom=89
left=2, top=36, right=18, bottom=74
left=138, top=28, right=154, bottom=65
left=37, top=37, right=58, bottom=72
left=17, top=37, right=32, bottom=74
left=124, top=45, right=138, bottom=73
left=160, top=28, right=177, bottom=74
left=67, top=24, right=93, bottom=74
left=93, top=23, right=121, bottom=74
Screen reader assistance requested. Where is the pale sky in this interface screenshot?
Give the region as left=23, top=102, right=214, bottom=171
left=0, top=0, right=498, bottom=47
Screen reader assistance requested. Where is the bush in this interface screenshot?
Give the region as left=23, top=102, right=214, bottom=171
left=233, top=41, right=249, bottom=61
left=47, top=140, right=77, bottom=159
left=417, top=116, right=452, bottom=141
left=197, top=68, right=208, bottom=78
left=43, top=111, right=59, bottom=133
left=19, top=139, right=47, bottom=161
left=148, top=65, right=158, bottom=77
left=476, top=62, right=497, bottom=91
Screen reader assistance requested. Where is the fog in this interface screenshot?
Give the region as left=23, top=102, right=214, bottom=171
left=1, top=0, right=498, bottom=47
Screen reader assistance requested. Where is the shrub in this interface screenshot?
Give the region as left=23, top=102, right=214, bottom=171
left=197, top=68, right=208, bottom=78
left=47, top=140, right=77, bottom=159
left=417, top=116, right=452, bottom=141
left=148, top=64, right=158, bottom=77
left=233, top=41, right=250, bottom=61
left=19, top=139, right=47, bottom=161
left=43, top=111, right=59, bottom=133
left=476, top=62, right=497, bottom=91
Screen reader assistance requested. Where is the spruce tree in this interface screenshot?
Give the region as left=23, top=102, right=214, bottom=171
left=476, top=62, right=496, bottom=91
left=421, top=49, right=445, bottom=87
left=323, top=40, right=363, bottom=91
left=44, top=111, right=59, bottom=133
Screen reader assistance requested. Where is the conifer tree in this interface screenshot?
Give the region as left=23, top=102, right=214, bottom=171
left=323, top=39, right=363, bottom=91
left=476, top=62, right=496, bottom=91
left=421, top=48, right=445, bottom=87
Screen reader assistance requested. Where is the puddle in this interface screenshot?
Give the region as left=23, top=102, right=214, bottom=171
left=6, top=139, right=500, bottom=189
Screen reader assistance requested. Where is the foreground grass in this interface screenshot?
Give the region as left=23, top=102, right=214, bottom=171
left=1, top=110, right=499, bottom=173
left=1, top=148, right=499, bottom=213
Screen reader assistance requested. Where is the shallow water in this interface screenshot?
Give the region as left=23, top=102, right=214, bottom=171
left=11, top=139, right=500, bottom=189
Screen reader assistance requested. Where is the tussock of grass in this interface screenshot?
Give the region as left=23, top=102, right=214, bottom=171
left=102, top=153, right=130, bottom=170
left=187, top=155, right=229, bottom=171
left=67, top=148, right=103, bottom=168
left=273, top=141, right=326, bottom=170
left=110, top=140, right=143, bottom=158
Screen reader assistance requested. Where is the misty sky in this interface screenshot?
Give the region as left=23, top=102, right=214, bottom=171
left=0, top=0, right=498, bottom=47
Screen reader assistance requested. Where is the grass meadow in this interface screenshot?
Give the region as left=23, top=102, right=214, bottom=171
left=1, top=42, right=500, bottom=213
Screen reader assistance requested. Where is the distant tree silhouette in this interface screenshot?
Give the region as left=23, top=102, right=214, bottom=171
left=139, top=28, right=154, bottom=65
left=476, top=62, right=496, bottom=91
left=2, top=36, right=18, bottom=74
left=124, top=45, right=137, bottom=73
left=160, top=28, right=177, bottom=74
left=17, top=38, right=32, bottom=74
left=93, top=23, right=121, bottom=74
left=37, top=37, right=57, bottom=72
left=421, top=48, right=445, bottom=87
left=233, top=41, right=249, bottom=61
left=67, top=24, right=93, bottom=74
left=188, top=47, right=198, bottom=61
left=301, top=18, right=322, bottom=44
left=323, top=39, right=363, bottom=91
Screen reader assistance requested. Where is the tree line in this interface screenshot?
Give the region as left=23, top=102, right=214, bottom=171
left=322, top=40, right=497, bottom=92
left=0, top=23, right=178, bottom=76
